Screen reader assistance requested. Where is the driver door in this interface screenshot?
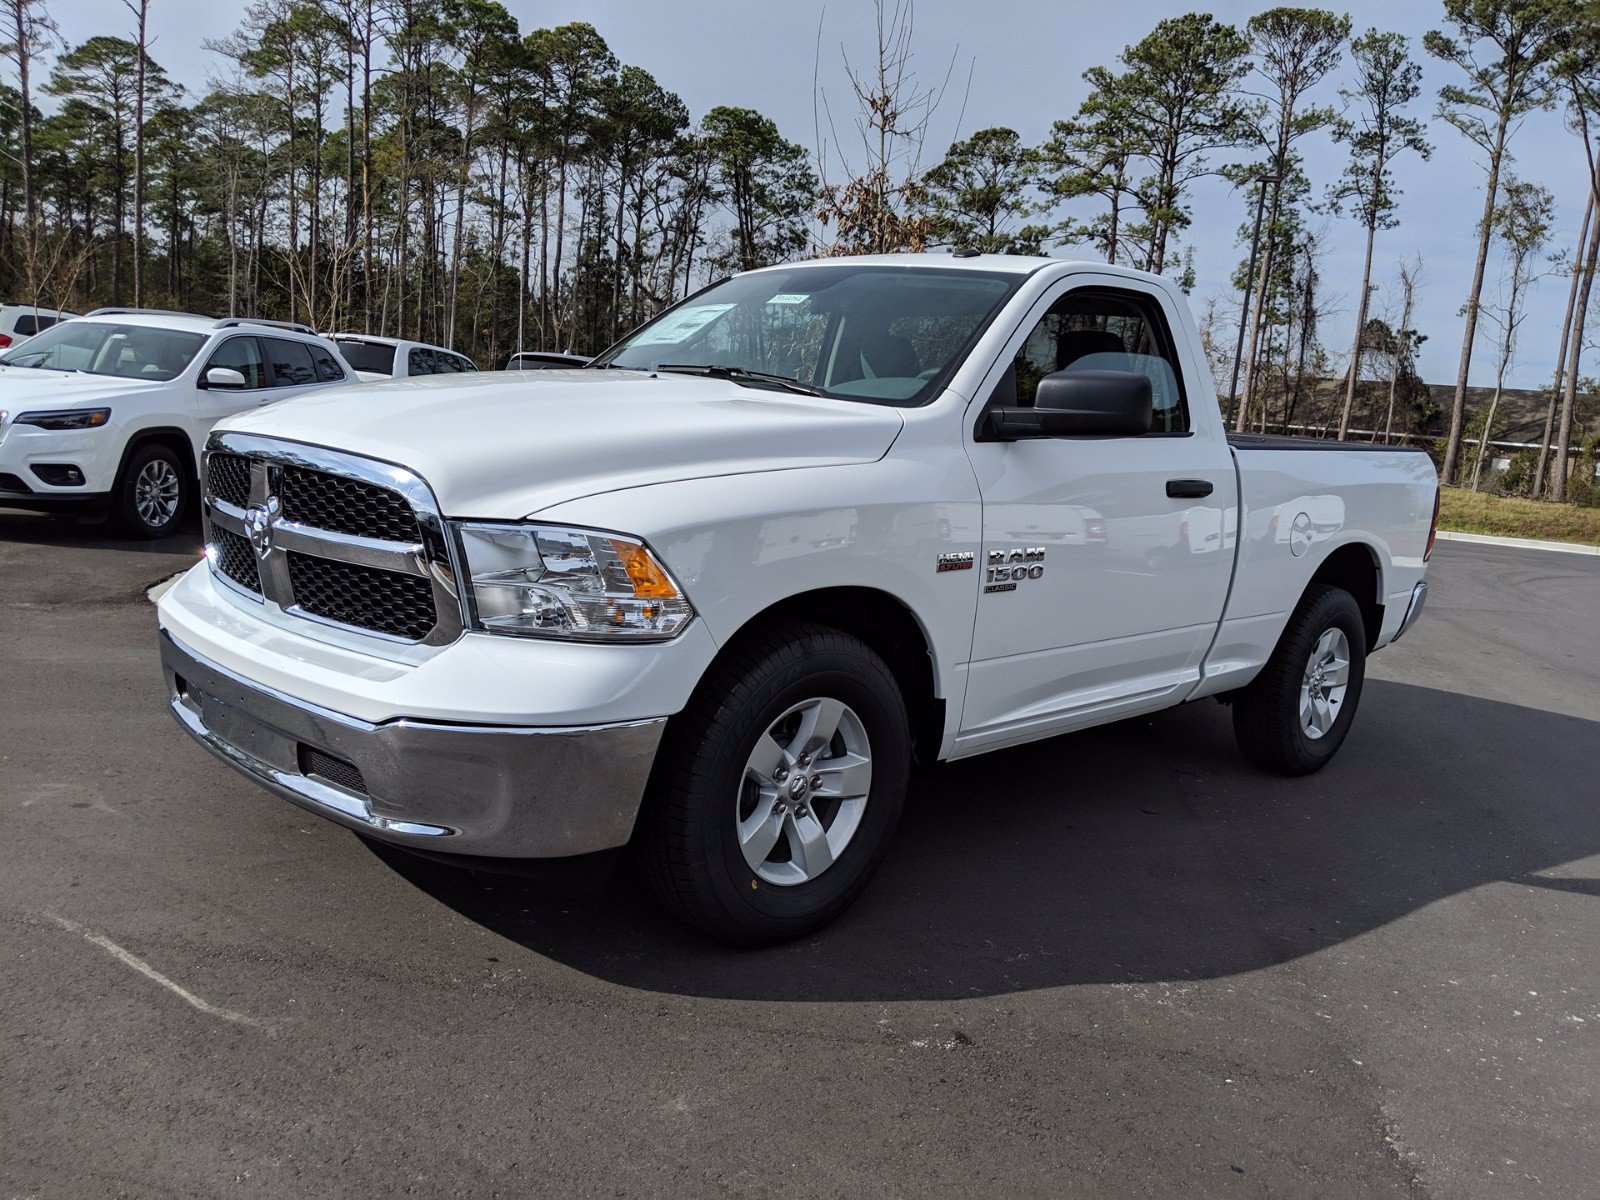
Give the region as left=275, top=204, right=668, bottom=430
left=956, top=274, right=1235, bottom=754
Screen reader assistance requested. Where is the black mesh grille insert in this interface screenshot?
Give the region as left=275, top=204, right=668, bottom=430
left=298, top=745, right=368, bottom=795
left=279, top=466, right=419, bottom=542
left=0, top=471, right=31, bottom=493
left=207, top=452, right=252, bottom=507
left=212, top=528, right=262, bottom=595
left=287, top=551, right=436, bottom=640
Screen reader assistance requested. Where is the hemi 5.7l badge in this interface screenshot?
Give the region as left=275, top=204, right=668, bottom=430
left=936, top=551, right=975, bottom=572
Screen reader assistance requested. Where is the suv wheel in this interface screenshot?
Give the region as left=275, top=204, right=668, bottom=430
left=1232, top=583, right=1368, bottom=776
left=641, top=622, right=911, bottom=946
left=113, top=442, right=189, bottom=538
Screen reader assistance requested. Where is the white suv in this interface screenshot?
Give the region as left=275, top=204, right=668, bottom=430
left=329, top=334, right=477, bottom=382
left=0, top=303, right=76, bottom=351
left=0, top=308, right=357, bottom=537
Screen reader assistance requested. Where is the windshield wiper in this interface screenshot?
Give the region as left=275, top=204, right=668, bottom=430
left=656, top=363, right=823, bottom=397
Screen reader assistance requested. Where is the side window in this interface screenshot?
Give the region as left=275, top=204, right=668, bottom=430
left=453, top=353, right=476, bottom=373
left=433, top=351, right=462, bottom=374
left=309, top=343, right=346, bottom=382
left=408, top=347, right=437, bottom=375
left=14, top=315, right=38, bottom=336
left=205, top=336, right=266, bottom=388
left=264, top=337, right=317, bottom=387
left=1008, top=287, right=1189, bottom=434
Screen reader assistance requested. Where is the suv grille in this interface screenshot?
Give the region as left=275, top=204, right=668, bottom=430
left=207, top=453, right=252, bottom=507
left=286, top=552, right=436, bottom=641
left=201, top=437, right=459, bottom=646
left=280, top=466, right=420, bottom=542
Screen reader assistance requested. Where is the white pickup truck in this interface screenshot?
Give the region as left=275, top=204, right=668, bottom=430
left=156, top=254, right=1438, bottom=944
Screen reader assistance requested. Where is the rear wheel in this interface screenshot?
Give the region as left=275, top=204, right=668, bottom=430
left=641, top=623, right=910, bottom=946
left=112, top=442, right=190, bottom=538
left=1233, top=583, right=1368, bottom=776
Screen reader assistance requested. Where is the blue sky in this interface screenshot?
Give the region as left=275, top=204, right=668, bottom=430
left=58, top=0, right=1590, bottom=390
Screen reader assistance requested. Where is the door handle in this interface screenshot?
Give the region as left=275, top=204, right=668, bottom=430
left=1166, top=479, right=1213, bottom=499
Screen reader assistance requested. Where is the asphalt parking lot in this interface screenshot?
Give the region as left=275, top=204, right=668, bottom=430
left=2, top=510, right=1597, bottom=1198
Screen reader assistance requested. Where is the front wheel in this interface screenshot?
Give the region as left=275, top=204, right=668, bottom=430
left=1233, top=583, right=1368, bottom=776
left=111, top=442, right=190, bottom=538
left=641, top=622, right=911, bottom=946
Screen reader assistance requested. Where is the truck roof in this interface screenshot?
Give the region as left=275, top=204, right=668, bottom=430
left=742, top=250, right=1163, bottom=281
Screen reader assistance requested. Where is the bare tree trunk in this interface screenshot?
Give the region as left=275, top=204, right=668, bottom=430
left=6, top=1, right=38, bottom=295
left=446, top=81, right=478, bottom=352
left=1235, top=175, right=1285, bottom=433
left=1338, top=217, right=1377, bottom=441
left=1441, top=114, right=1509, bottom=486
left=1536, top=191, right=1595, bottom=496
left=124, top=0, right=150, bottom=306
left=1551, top=213, right=1600, bottom=501
left=362, top=6, right=374, bottom=333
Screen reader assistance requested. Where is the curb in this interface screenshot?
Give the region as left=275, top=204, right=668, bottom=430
left=1436, top=529, right=1600, bottom=557
left=147, top=573, right=185, bottom=603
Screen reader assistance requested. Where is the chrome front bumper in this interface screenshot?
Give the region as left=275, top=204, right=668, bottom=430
left=160, top=629, right=666, bottom=858
left=1391, top=580, right=1429, bottom=643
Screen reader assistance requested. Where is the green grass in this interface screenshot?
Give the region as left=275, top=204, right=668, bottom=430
left=1438, top=487, right=1600, bottom=547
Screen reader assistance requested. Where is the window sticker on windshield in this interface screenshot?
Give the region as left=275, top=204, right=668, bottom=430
left=634, top=303, right=735, bottom=344
left=766, top=293, right=810, bottom=305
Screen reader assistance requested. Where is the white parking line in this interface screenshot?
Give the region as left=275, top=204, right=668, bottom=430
left=42, top=911, right=271, bottom=1033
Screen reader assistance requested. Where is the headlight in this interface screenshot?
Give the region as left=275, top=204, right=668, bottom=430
left=14, top=408, right=111, bottom=430
left=455, top=522, right=694, bottom=641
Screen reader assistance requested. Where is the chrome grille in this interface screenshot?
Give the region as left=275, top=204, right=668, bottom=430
left=286, top=551, right=436, bottom=640
left=200, top=434, right=463, bottom=648
left=212, top=528, right=262, bottom=594
left=206, top=453, right=251, bottom=507
left=280, top=466, right=420, bottom=542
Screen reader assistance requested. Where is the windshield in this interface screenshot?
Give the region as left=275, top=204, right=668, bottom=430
left=336, top=339, right=398, bottom=374
left=0, top=321, right=205, bottom=382
left=592, top=265, right=1020, bottom=405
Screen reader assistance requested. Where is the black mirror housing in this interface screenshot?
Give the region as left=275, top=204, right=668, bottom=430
left=985, top=369, right=1153, bottom=440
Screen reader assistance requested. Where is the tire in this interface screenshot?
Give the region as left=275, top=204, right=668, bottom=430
left=641, top=622, right=911, bottom=946
left=112, top=441, right=190, bottom=538
left=1232, top=583, right=1368, bottom=776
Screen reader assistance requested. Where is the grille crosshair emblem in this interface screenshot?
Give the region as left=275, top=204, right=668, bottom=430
left=244, top=495, right=280, bottom=559
left=203, top=434, right=465, bottom=648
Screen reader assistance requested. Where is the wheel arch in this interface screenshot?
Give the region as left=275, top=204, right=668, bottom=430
left=115, top=424, right=201, bottom=490
left=1307, top=541, right=1383, bottom=651
left=712, top=586, right=945, bottom=765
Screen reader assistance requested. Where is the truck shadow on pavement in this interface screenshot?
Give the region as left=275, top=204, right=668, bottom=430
left=372, top=678, right=1600, bottom=1002
left=0, top=508, right=203, bottom=555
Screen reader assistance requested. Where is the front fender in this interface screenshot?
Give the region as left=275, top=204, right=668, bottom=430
left=531, top=457, right=983, bottom=715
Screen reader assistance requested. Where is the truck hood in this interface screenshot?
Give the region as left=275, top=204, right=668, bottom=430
left=219, top=369, right=906, bottom=518
left=0, top=367, right=160, bottom=409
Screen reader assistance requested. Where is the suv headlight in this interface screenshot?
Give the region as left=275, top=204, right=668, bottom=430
left=14, top=408, right=111, bottom=430
left=455, top=522, right=694, bottom=641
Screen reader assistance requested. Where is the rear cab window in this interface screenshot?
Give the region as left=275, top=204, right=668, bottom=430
left=336, top=340, right=397, bottom=375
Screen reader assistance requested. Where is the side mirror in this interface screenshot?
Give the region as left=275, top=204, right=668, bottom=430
left=201, top=366, right=249, bottom=390
left=986, top=369, right=1153, bottom=440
